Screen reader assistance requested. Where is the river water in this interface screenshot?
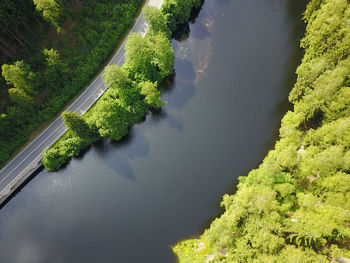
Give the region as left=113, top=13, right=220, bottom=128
left=0, top=0, right=306, bottom=262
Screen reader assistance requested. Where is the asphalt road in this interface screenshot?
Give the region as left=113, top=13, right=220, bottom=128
left=0, top=0, right=163, bottom=203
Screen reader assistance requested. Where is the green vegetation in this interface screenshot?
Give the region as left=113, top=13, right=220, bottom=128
left=174, top=0, right=350, bottom=262
left=42, top=0, right=203, bottom=171
left=33, top=0, right=61, bottom=28
left=0, top=0, right=144, bottom=167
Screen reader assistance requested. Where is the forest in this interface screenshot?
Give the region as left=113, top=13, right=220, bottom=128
left=0, top=0, right=143, bottom=167
left=174, top=0, right=350, bottom=262
left=42, top=0, right=203, bottom=171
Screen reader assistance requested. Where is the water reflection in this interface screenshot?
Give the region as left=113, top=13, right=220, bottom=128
left=163, top=59, right=196, bottom=109
left=216, top=0, right=229, bottom=6
left=149, top=109, right=184, bottom=132
left=92, top=133, right=149, bottom=181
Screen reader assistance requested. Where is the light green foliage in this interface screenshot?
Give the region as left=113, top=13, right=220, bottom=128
left=33, top=0, right=61, bottom=27
left=42, top=48, right=68, bottom=86
left=42, top=48, right=61, bottom=67
left=2, top=61, right=40, bottom=106
left=8, top=88, right=34, bottom=106
left=94, top=98, right=130, bottom=141
left=42, top=148, right=65, bottom=172
left=175, top=0, right=350, bottom=261
left=143, top=6, right=171, bottom=39
left=102, top=65, right=129, bottom=88
left=62, top=111, right=92, bottom=139
left=124, top=32, right=174, bottom=82
left=1, top=61, right=38, bottom=95
left=42, top=135, right=89, bottom=172
left=139, top=81, right=164, bottom=108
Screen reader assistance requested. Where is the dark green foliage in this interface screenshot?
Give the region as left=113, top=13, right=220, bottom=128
left=161, top=0, right=202, bottom=32
left=0, top=0, right=143, bottom=167
left=174, top=0, right=350, bottom=261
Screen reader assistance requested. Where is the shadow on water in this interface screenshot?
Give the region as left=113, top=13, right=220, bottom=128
left=172, top=0, right=205, bottom=42
left=162, top=59, right=196, bottom=109
left=190, top=21, right=210, bottom=40
left=43, top=22, right=199, bottom=183
left=92, top=131, right=150, bottom=181
left=149, top=108, right=184, bottom=132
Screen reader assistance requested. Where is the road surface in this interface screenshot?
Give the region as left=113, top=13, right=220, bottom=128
left=0, top=0, right=163, bottom=206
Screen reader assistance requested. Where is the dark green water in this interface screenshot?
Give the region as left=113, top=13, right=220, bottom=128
left=0, top=0, right=306, bottom=262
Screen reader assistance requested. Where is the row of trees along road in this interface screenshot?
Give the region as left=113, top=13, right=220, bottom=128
left=43, top=0, right=204, bottom=171
left=0, top=0, right=143, bottom=167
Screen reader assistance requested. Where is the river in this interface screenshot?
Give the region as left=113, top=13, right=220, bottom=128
left=0, top=0, right=306, bottom=262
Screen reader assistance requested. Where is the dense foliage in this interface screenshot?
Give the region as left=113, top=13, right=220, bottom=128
left=43, top=0, right=204, bottom=171
left=42, top=0, right=204, bottom=171
left=174, top=0, right=350, bottom=262
left=0, top=0, right=143, bottom=167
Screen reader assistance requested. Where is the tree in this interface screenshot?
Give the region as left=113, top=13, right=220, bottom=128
left=139, top=81, right=164, bottom=107
left=33, top=0, right=61, bottom=27
left=143, top=6, right=171, bottom=39
left=8, top=88, right=34, bottom=106
left=61, top=111, right=91, bottom=139
left=42, top=148, right=64, bottom=172
left=148, top=32, right=174, bottom=80
left=94, top=99, right=129, bottom=141
left=102, top=65, right=129, bottom=88
left=124, top=32, right=174, bottom=82
left=161, top=0, right=193, bottom=32
left=42, top=48, right=64, bottom=68
left=1, top=61, right=38, bottom=94
left=43, top=48, right=68, bottom=85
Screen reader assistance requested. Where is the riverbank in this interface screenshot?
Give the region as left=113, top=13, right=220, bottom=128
left=174, top=0, right=350, bottom=261
left=42, top=0, right=204, bottom=172
left=0, top=0, right=163, bottom=207
left=0, top=1, right=309, bottom=261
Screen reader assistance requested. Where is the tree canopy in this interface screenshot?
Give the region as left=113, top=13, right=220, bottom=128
left=174, top=0, right=350, bottom=261
left=62, top=111, right=92, bottom=139
left=33, top=0, right=61, bottom=27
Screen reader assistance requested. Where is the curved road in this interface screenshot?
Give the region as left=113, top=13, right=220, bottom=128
left=0, top=0, right=163, bottom=206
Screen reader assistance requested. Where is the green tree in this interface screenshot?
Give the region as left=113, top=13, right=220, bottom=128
left=94, top=99, right=129, bottom=141
left=42, top=48, right=64, bottom=68
left=8, top=88, right=34, bottom=106
left=124, top=32, right=174, bottom=82
left=62, top=111, right=91, bottom=139
left=1, top=61, right=38, bottom=94
left=42, top=148, right=65, bottom=172
left=139, top=81, right=164, bottom=107
left=43, top=48, right=68, bottom=86
left=161, top=0, right=199, bottom=32
left=102, top=65, right=129, bottom=88
left=33, top=0, right=61, bottom=27
left=143, top=6, right=171, bottom=39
